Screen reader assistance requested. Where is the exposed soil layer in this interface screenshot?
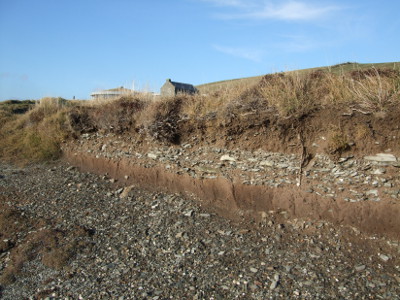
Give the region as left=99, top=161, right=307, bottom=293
left=178, top=105, right=400, bottom=158
left=61, top=104, right=400, bottom=240
left=63, top=150, right=400, bottom=239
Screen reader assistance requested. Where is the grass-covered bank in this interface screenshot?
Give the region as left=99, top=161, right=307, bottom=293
left=0, top=98, right=72, bottom=164
left=1, top=64, right=400, bottom=164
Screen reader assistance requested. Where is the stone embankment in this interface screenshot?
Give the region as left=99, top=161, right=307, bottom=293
left=64, top=132, right=400, bottom=239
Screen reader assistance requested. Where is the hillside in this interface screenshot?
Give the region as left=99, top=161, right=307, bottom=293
left=196, top=61, right=400, bottom=94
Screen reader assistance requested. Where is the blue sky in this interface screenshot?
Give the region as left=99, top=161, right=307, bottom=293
left=0, top=0, right=399, bottom=100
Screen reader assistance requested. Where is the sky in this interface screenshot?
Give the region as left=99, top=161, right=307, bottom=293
left=0, top=0, right=399, bottom=100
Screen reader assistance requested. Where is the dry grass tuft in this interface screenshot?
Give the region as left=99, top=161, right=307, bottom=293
left=181, top=82, right=253, bottom=123
left=326, top=125, right=349, bottom=159
left=348, top=68, right=400, bottom=112
left=255, top=68, right=400, bottom=117
left=257, top=71, right=352, bottom=117
left=258, top=72, right=317, bottom=117
left=354, top=124, right=371, bottom=140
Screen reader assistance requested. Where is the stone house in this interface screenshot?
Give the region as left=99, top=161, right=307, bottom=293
left=160, top=79, right=197, bottom=96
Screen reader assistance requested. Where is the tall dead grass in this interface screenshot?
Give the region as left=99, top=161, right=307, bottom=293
left=257, top=68, right=400, bottom=117
left=182, top=82, right=251, bottom=119
left=348, top=68, right=400, bottom=112
left=0, top=97, right=70, bottom=164
left=259, top=72, right=316, bottom=117
left=1, top=67, right=399, bottom=164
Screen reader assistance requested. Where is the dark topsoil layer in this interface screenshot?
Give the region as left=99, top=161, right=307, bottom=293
left=177, top=104, right=400, bottom=158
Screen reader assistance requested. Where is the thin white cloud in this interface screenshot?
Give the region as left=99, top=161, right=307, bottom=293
left=203, top=0, right=340, bottom=21
left=213, top=44, right=264, bottom=62
left=251, top=1, right=338, bottom=21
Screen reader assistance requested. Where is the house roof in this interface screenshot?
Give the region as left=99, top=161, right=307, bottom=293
left=90, top=86, right=134, bottom=96
left=166, top=79, right=196, bottom=92
left=106, top=86, right=133, bottom=92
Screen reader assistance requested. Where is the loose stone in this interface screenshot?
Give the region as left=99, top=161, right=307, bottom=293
left=379, top=254, right=390, bottom=262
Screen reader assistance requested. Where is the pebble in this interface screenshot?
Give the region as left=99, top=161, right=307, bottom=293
left=355, top=264, right=366, bottom=271
left=366, top=190, right=379, bottom=197
left=250, top=267, right=258, bottom=273
left=373, top=168, right=386, bottom=175
left=147, top=153, right=158, bottom=159
left=260, top=160, right=274, bottom=167
left=269, top=274, right=280, bottom=290
left=183, top=210, right=194, bottom=217
left=199, top=213, right=211, bottom=218
left=220, top=154, right=236, bottom=162
left=379, top=254, right=390, bottom=262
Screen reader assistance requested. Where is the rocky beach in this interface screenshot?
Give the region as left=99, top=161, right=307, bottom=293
left=1, top=151, right=399, bottom=298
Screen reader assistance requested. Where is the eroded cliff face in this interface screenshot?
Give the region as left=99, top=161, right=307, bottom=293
left=62, top=123, right=400, bottom=239
left=61, top=99, right=400, bottom=239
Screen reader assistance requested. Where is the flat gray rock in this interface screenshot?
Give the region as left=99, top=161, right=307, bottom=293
left=364, top=153, right=397, bottom=162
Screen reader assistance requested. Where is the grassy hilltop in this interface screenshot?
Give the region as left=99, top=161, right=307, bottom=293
left=196, top=62, right=400, bottom=94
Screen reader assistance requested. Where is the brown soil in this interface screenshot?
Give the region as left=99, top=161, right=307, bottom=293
left=178, top=104, right=400, bottom=158
left=64, top=150, right=400, bottom=240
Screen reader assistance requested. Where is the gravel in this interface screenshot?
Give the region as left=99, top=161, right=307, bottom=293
left=0, top=162, right=399, bottom=299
